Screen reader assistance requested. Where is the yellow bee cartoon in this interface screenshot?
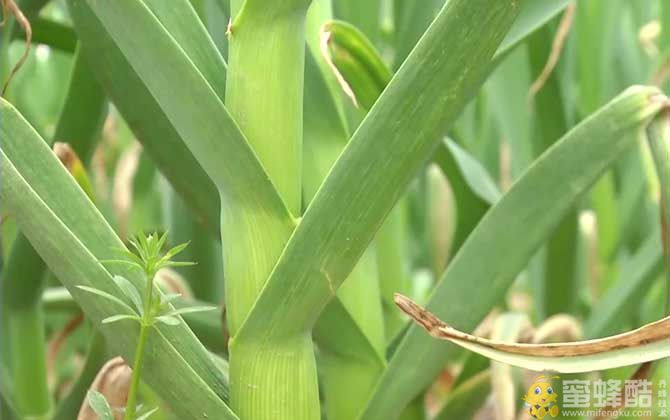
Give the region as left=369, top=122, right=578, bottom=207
left=523, top=375, right=560, bottom=419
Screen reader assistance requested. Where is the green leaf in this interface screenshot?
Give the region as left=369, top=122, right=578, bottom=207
left=304, top=8, right=389, bottom=420
left=396, top=294, right=670, bottom=373
left=155, top=315, right=181, bottom=326
left=68, top=0, right=222, bottom=233
left=160, top=293, right=182, bottom=306
left=236, top=0, right=524, bottom=345
left=86, top=390, right=114, bottom=420
left=165, top=306, right=218, bottom=317
left=136, top=407, right=159, bottom=420
left=102, top=314, right=141, bottom=324
left=361, top=86, right=667, bottom=419
left=230, top=1, right=524, bottom=416
left=434, top=139, right=499, bottom=254
left=162, top=241, right=190, bottom=261
left=320, top=20, right=391, bottom=110
left=76, top=286, right=138, bottom=316
left=68, top=0, right=296, bottom=336
left=112, top=275, right=144, bottom=315
left=0, top=99, right=237, bottom=419
left=333, top=0, right=382, bottom=46
left=163, top=261, right=197, bottom=268
left=495, top=0, right=571, bottom=60
left=392, top=0, right=442, bottom=68
left=17, top=17, right=77, bottom=53
left=526, top=24, right=580, bottom=319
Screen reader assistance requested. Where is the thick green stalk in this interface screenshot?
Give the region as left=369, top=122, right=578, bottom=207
left=223, top=0, right=307, bottom=334
left=225, top=0, right=306, bottom=217
left=225, top=1, right=316, bottom=419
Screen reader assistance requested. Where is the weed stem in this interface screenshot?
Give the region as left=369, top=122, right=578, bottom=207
left=124, top=269, right=156, bottom=420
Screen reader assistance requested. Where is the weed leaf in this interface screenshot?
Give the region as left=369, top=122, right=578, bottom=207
left=86, top=390, right=114, bottom=420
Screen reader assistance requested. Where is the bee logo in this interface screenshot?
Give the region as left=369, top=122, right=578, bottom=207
left=523, top=375, right=560, bottom=419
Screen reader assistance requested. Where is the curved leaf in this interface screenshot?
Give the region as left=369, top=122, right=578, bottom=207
left=396, top=294, right=670, bottom=373
left=360, top=86, right=667, bottom=419
left=0, top=99, right=237, bottom=419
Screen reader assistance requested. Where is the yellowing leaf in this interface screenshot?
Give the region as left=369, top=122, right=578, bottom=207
left=395, top=294, right=670, bottom=373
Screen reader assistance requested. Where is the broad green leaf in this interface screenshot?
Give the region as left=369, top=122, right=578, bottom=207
left=396, top=294, right=670, bottom=373
left=1, top=47, right=105, bottom=419
left=68, top=0, right=296, bottom=336
left=526, top=24, right=580, bottom=319
left=233, top=0, right=524, bottom=414
left=68, top=0, right=221, bottom=234
left=361, top=86, right=667, bottom=419
left=142, top=0, right=227, bottom=102
left=236, top=0, right=524, bottom=340
left=0, top=99, right=237, bottom=419
left=393, top=0, right=572, bottom=69
left=333, top=0, right=382, bottom=46
left=304, top=7, right=390, bottom=420
left=392, top=0, right=442, bottom=68
left=434, top=139, right=499, bottom=254
left=112, top=275, right=144, bottom=315
left=315, top=15, right=498, bottom=347
left=304, top=6, right=390, bottom=420
left=23, top=17, right=77, bottom=53
left=102, top=314, right=141, bottom=324
left=496, top=0, right=572, bottom=60
left=86, top=390, right=114, bottom=420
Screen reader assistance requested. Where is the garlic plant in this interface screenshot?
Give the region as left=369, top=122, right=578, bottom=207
left=1, top=0, right=670, bottom=419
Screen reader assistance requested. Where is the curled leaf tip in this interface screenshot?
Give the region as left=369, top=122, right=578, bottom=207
left=394, top=293, right=445, bottom=337
left=319, top=23, right=359, bottom=108
left=225, top=18, right=233, bottom=37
